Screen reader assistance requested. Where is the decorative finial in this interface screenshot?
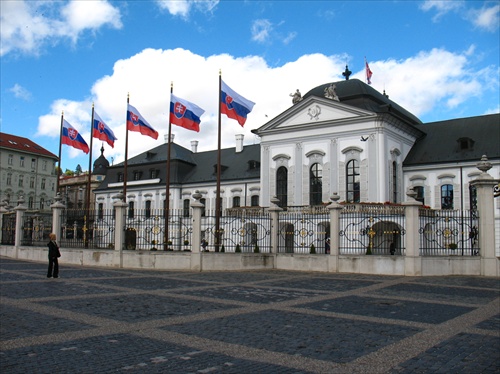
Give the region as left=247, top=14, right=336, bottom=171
left=476, top=155, right=492, bottom=174
left=342, top=65, right=352, bottom=80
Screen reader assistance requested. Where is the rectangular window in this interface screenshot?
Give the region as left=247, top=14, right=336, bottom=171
left=8, top=154, right=13, bottom=165
left=128, top=201, right=135, bottom=219
left=41, top=178, right=46, bottom=190
left=31, top=158, right=36, bottom=169
left=150, top=169, right=158, bottom=179
left=183, top=199, right=190, bottom=217
left=18, top=175, right=24, bottom=187
left=98, top=203, right=104, bottom=219
left=251, top=195, right=259, bottom=207
left=145, top=200, right=151, bottom=219
left=42, top=160, right=47, bottom=171
left=20, top=156, right=25, bottom=167
left=6, top=173, right=12, bottom=186
left=30, top=177, right=35, bottom=189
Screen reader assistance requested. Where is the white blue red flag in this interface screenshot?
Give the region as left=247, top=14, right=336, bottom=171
left=62, top=119, right=89, bottom=154
left=221, top=80, right=255, bottom=127
left=126, top=104, right=158, bottom=140
left=170, top=94, right=205, bottom=132
left=365, top=59, right=373, bottom=85
left=93, top=112, right=117, bottom=148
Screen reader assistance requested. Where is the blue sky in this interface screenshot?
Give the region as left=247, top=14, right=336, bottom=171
left=1, top=0, right=499, bottom=173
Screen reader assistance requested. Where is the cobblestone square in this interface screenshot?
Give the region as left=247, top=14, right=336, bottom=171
left=1, top=257, right=499, bottom=373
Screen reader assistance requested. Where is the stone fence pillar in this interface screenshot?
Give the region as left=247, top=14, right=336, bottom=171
left=113, top=192, right=127, bottom=252
left=50, top=193, right=65, bottom=241
left=470, top=155, right=499, bottom=277
left=327, top=193, right=343, bottom=272
left=267, top=197, right=283, bottom=255
left=14, top=197, right=28, bottom=248
left=402, top=188, right=423, bottom=276
left=190, top=191, right=204, bottom=271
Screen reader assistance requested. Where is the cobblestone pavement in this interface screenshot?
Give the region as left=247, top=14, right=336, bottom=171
left=1, top=257, right=499, bottom=373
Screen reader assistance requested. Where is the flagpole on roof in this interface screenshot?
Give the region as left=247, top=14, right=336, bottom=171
left=215, top=70, right=222, bottom=252
left=123, top=93, right=129, bottom=203
left=165, top=82, right=173, bottom=250
left=56, top=111, right=64, bottom=194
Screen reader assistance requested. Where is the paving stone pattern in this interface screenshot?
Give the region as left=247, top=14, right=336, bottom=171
left=1, top=257, right=498, bottom=373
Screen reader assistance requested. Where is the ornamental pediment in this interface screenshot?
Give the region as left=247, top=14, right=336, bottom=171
left=255, top=97, right=375, bottom=135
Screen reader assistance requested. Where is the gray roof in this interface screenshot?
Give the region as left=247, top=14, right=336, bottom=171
left=303, top=79, right=423, bottom=126
left=403, top=113, right=500, bottom=166
left=94, top=142, right=260, bottom=192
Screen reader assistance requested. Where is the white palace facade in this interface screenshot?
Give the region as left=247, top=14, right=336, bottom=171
left=93, top=79, right=500, bottom=250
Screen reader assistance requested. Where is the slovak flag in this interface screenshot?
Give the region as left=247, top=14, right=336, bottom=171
left=365, top=59, right=373, bottom=85
left=126, top=104, right=159, bottom=140
left=62, top=119, right=89, bottom=154
left=221, top=80, right=255, bottom=127
left=93, top=111, right=117, bottom=148
left=170, top=94, right=205, bottom=132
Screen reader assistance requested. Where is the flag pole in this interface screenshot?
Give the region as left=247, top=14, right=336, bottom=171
left=84, top=104, right=95, bottom=248
left=56, top=111, right=64, bottom=195
left=215, top=71, right=222, bottom=252
left=165, top=82, right=173, bottom=250
left=123, top=93, right=129, bottom=203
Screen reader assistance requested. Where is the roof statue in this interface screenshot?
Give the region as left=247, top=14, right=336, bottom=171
left=290, top=89, right=302, bottom=104
left=324, top=83, right=339, bottom=101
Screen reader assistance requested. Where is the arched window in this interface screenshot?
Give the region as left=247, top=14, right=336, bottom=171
left=276, top=166, right=288, bottom=208
left=441, top=184, right=453, bottom=209
left=251, top=195, right=259, bottom=207
left=346, top=160, right=360, bottom=203
left=392, top=161, right=398, bottom=203
left=233, top=196, right=241, bottom=207
left=310, top=163, right=323, bottom=206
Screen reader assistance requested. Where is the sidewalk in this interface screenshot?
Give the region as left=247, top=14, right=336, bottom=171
left=1, top=257, right=499, bottom=373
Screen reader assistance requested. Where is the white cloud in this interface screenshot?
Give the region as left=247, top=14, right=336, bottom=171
left=420, top=0, right=465, bottom=21
left=36, top=47, right=497, bottom=167
left=156, top=0, right=219, bottom=18
left=251, top=19, right=273, bottom=43
left=468, top=3, right=500, bottom=32
left=0, top=0, right=122, bottom=56
left=9, top=84, right=32, bottom=101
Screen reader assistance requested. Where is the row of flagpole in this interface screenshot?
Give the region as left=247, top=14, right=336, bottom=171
left=57, top=73, right=255, bottom=251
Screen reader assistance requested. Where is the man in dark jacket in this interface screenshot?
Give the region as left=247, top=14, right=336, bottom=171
left=47, top=233, right=60, bottom=278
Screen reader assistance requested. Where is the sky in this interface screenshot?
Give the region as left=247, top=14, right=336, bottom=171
left=1, top=0, right=499, bottom=173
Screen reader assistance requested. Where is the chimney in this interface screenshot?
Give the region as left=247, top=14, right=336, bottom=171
left=164, top=134, right=175, bottom=143
left=235, top=134, right=244, bottom=153
left=191, top=140, right=199, bottom=153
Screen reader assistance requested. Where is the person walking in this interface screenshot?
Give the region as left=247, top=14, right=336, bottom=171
left=47, top=233, right=61, bottom=278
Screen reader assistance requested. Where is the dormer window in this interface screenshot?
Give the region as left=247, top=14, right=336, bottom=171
left=146, top=151, right=156, bottom=160
left=133, top=171, right=142, bottom=181
left=213, top=164, right=228, bottom=174
left=248, top=160, right=260, bottom=170
left=457, top=137, right=474, bottom=151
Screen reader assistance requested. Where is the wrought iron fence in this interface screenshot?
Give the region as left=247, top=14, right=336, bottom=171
left=21, top=211, right=52, bottom=246
left=339, top=204, right=406, bottom=255
left=419, top=208, right=479, bottom=256
left=60, top=208, right=116, bottom=249
left=202, top=209, right=271, bottom=252
left=278, top=207, right=330, bottom=254
left=124, top=209, right=192, bottom=251
left=1, top=211, right=15, bottom=245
